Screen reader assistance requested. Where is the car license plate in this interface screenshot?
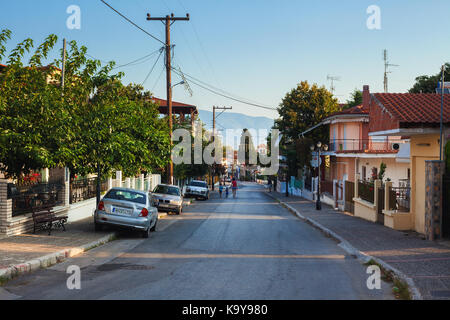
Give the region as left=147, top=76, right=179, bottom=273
left=112, top=207, right=133, bottom=216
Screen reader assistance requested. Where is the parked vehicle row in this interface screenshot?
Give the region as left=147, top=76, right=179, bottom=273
left=94, top=180, right=211, bottom=238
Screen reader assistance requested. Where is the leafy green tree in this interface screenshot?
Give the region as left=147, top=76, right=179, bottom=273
left=0, top=30, right=170, bottom=185
left=0, top=31, right=68, bottom=178
left=343, top=89, right=362, bottom=109
left=409, top=63, right=450, bottom=93
left=275, top=81, right=340, bottom=175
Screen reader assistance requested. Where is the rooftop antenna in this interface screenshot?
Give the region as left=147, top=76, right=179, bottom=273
left=327, top=75, right=341, bottom=94
left=383, top=49, right=399, bottom=93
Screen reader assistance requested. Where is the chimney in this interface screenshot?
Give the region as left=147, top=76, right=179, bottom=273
left=363, top=85, right=370, bottom=110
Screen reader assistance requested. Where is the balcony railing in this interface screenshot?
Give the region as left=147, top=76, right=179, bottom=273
left=328, top=139, right=404, bottom=153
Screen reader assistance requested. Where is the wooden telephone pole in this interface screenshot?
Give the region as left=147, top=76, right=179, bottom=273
left=146, top=13, right=189, bottom=185
left=211, top=106, right=232, bottom=190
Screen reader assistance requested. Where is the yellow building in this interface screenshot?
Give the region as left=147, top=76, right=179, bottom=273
left=366, top=86, right=450, bottom=234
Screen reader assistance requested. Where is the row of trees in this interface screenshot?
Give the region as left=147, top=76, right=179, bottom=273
left=0, top=29, right=170, bottom=181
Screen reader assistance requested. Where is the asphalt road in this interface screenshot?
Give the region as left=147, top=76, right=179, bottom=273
left=1, top=182, right=393, bottom=300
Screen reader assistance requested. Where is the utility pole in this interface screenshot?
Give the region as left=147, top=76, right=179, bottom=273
left=61, top=38, right=66, bottom=93
left=147, top=13, right=190, bottom=185
left=440, top=65, right=445, bottom=162
left=383, top=49, right=399, bottom=93
left=211, top=106, right=232, bottom=190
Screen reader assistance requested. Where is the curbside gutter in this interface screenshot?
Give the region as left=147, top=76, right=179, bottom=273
left=265, top=192, right=422, bottom=300
left=0, top=232, right=117, bottom=284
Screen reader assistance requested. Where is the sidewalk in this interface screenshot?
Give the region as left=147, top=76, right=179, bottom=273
left=0, top=217, right=116, bottom=283
left=267, top=191, right=450, bottom=300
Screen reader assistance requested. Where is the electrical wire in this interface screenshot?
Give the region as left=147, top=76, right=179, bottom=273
left=113, top=48, right=163, bottom=69
left=151, top=64, right=165, bottom=92
left=171, top=68, right=277, bottom=111
left=100, top=0, right=165, bottom=45
left=142, top=48, right=164, bottom=85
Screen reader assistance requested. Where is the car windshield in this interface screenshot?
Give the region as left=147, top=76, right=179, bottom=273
left=104, top=189, right=146, bottom=204
left=153, top=185, right=180, bottom=196
left=189, top=181, right=207, bottom=188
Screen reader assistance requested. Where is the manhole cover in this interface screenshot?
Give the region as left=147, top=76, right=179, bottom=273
left=96, top=263, right=155, bottom=272
left=430, top=290, right=450, bottom=298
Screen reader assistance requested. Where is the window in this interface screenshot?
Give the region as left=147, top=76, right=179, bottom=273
left=153, top=185, right=180, bottom=196
left=104, top=189, right=147, bottom=204
left=188, top=181, right=208, bottom=188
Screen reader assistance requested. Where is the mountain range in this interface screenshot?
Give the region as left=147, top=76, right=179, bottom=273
left=197, top=110, right=275, bottom=132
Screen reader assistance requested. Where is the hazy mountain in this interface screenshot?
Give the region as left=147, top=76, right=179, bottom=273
left=197, top=110, right=274, bottom=132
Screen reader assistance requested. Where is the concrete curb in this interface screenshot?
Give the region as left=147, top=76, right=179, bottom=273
left=265, top=192, right=423, bottom=300
left=0, top=232, right=117, bottom=284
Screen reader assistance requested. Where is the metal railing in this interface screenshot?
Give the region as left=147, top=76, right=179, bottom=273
left=329, top=139, right=403, bottom=152
left=70, top=177, right=108, bottom=204
left=358, top=180, right=374, bottom=204
left=388, top=187, right=411, bottom=212
left=321, top=180, right=334, bottom=195
left=8, top=180, right=64, bottom=217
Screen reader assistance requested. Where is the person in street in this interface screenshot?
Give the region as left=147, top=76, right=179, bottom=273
left=225, top=185, right=229, bottom=198
left=231, top=177, right=238, bottom=198
left=219, top=181, right=224, bottom=198
left=268, top=179, right=272, bottom=192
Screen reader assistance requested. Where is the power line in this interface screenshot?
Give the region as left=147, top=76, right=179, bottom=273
left=172, top=66, right=274, bottom=109
left=171, top=68, right=277, bottom=111
left=100, top=0, right=165, bottom=45
left=151, top=65, right=165, bottom=91
left=113, top=48, right=162, bottom=69
left=142, top=48, right=164, bottom=85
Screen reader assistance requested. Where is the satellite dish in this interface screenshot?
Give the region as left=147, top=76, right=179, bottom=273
left=392, top=143, right=400, bottom=151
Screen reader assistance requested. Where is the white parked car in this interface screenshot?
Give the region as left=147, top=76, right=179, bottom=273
left=184, top=180, right=209, bottom=200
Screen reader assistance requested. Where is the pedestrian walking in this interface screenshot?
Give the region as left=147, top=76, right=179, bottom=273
left=231, top=177, right=238, bottom=198
left=219, top=181, right=224, bottom=198
left=225, top=185, right=229, bottom=198
left=268, top=179, right=272, bottom=192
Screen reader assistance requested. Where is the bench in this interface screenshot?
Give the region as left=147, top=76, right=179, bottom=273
left=32, top=206, right=68, bottom=235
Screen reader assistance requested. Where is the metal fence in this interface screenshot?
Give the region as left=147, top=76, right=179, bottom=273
left=388, top=186, right=411, bottom=212
left=321, top=180, right=334, bottom=195
left=70, top=177, right=108, bottom=204
left=8, top=180, right=64, bottom=217
left=358, top=180, right=374, bottom=204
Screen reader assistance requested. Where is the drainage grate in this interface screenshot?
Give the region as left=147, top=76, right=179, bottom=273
left=96, top=263, right=155, bottom=272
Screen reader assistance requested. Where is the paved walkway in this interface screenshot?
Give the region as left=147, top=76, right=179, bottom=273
left=268, top=191, right=450, bottom=300
left=0, top=217, right=113, bottom=269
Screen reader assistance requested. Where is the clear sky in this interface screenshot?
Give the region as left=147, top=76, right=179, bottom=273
left=1, top=0, right=450, bottom=120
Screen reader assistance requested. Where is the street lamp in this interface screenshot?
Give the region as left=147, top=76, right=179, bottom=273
left=172, top=80, right=185, bottom=88
left=311, top=142, right=328, bottom=210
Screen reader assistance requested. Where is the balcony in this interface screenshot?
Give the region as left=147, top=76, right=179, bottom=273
left=328, top=139, right=404, bottom=153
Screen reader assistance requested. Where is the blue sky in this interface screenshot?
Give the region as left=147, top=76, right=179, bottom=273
left=1, top=0, right=450, bottom=120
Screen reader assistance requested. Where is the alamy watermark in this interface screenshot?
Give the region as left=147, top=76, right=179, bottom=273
left=66, top=5, right=81, bottom=30
left=66, top=265, right=81, bottom=290
left=366, top=5, right=381, bottom=30
left=366, top=265, right=381, bottom=290
left=172, top=125, right=280, bottom=176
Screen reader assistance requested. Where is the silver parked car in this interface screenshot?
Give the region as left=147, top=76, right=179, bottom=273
left=94, top=187, right=158, bottom=238
left=151, top=184, right=183, bottom=215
